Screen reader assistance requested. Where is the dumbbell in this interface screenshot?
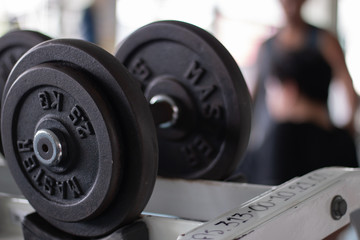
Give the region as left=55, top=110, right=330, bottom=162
left=1, top=37, right=156, bottom=238
left=0, top=30, right=51, bottom=152
left=115, top=21, right=252, bottom=180
left=1, top=21, right=251, bottom=238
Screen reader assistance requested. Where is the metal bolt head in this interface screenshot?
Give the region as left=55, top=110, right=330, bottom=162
left=331, top=195, right=347, bottom=220
left=150, top=94, right=179, bottom=129
left=33, top=129, right=64, bottom=167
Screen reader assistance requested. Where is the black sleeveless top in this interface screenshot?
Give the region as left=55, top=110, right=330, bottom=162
left=238, top=25, right=358, bottom=185
left=249, top=25, right=332, bottom=150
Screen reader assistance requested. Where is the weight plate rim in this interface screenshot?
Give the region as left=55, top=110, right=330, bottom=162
left=0, top=30, right=51, bottom=56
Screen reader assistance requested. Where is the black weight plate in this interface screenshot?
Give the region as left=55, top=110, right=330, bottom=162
left=0, top=30, right=50, bottom=100
left=115, top=21, right=252, bottom=180
left=2, top=39, right=158, bottom=237
left=0, top=30, right=50, bottom=153
left=4, top=63, right=121, bottom=222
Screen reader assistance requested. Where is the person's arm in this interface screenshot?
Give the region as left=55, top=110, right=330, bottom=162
left=321, top=31, right=358, bottom=132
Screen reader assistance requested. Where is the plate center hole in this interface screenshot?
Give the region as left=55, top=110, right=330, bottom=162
left=42, top=144, right=49, bottom=153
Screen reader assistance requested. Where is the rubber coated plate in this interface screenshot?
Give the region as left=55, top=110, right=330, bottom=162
left=2, top=39, right=158, bottom=237
left=115, top=21, right=252, bottom=180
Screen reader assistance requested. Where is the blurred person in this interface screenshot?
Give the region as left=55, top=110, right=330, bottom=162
left=82, top=5, right=96, bottom=43
left=236, top=0, right=359, bottom=184
left=239, top=50, right=358, bottom=185
left=249, top=0, right=358, bottom=151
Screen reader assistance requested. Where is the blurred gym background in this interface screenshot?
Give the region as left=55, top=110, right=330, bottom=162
left=0, top=0, right=358, bottom=127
